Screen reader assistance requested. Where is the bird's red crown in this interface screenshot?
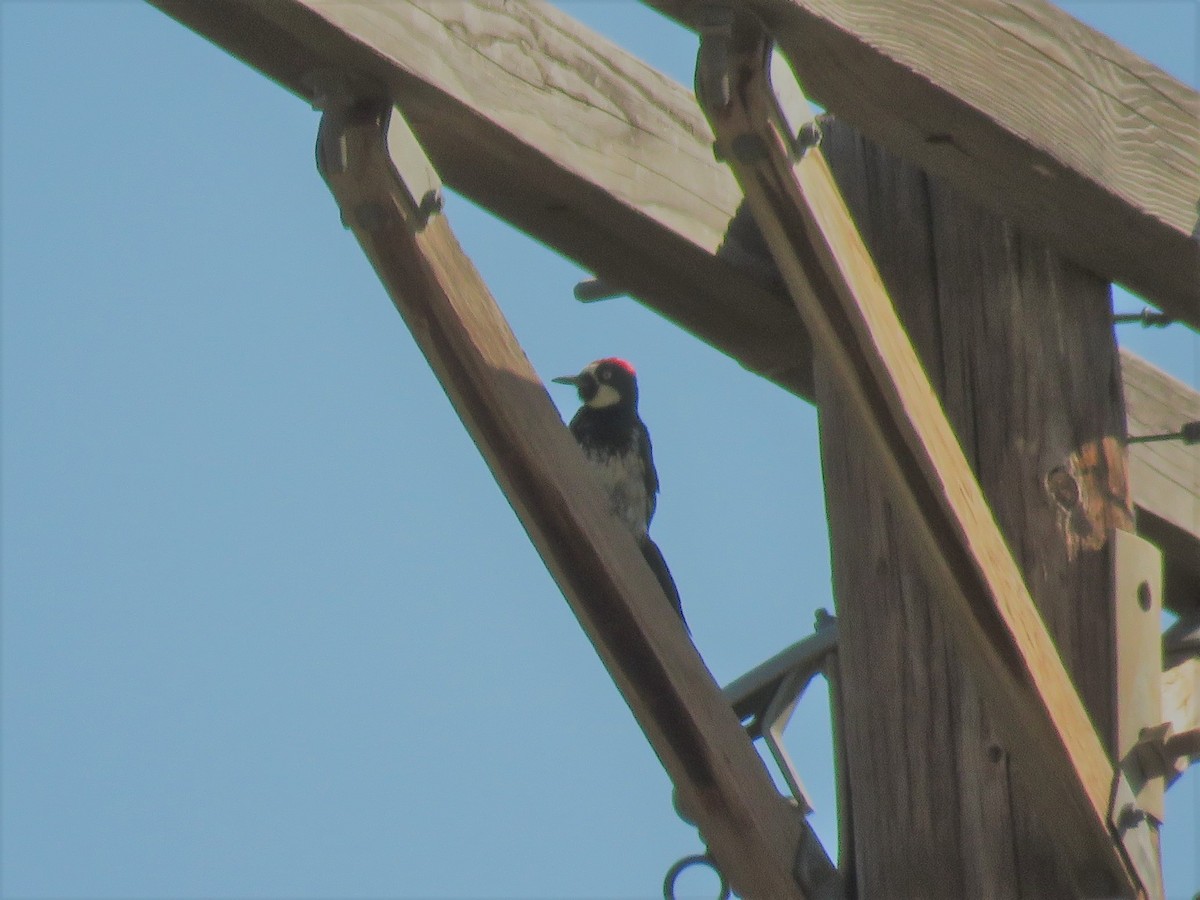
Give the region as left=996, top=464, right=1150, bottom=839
left=599, top=357, right=636, bottom=377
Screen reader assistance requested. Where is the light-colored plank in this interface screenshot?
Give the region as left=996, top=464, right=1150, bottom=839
left=700, top=26, right=1138, bottom=894
left=1125, top=355, right=1200, bottom=536
left=316, top=101, right=810, bottom=900
left=646, top=0, right=1200, bottom=327
left=1122, top=350, right=1200, bottom=614
left=1161, top=657, right=1199, bottom=782
left=147, top=0, right=1200, bottom=605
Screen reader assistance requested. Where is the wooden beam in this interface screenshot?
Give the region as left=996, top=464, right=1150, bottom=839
left=697, top=23, right=1138, bottom=894
left=1161, top=657, right=1200, bottom=783
left=1122, top=351, right=1200, bottom=616
left=147, top=0, right=1200, bottom=609
left=818, top=115, right=1146, bottom=894
left=146, top=0, right=812, bottom=396
left=646, top=0, right=1200, bottom=328
left=315, top=100, right=811, bottom=900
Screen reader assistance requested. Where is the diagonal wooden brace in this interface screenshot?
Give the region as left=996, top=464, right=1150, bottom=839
left=694, top=16, right=1142, bottom=898
left=315, top=97, right=818, bottom=900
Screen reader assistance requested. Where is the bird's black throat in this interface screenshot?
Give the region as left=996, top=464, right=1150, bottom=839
left=569, top=404, right=640, bottom=456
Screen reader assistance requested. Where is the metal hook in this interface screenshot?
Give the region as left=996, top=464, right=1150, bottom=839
left=663, top=852, right=731, bottom=900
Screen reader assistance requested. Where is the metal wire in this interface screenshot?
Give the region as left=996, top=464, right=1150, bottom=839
left=1127, top=421, right=1200, bottom=445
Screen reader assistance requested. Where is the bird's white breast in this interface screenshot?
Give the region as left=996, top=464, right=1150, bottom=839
left=581, top=445, right=652, bottom=536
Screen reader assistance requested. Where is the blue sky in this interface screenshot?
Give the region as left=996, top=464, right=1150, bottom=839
left=1, top=1, right=1196, bottom=898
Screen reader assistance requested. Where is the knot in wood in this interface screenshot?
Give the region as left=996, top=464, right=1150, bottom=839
left=1046, top=466, right=1079, bottom=509
left=1045, top=438, right=1134, bottom=559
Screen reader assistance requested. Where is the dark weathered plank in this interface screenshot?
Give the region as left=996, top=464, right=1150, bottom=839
left=316, top=103, right=809, bottom=899
left=646, top=0, right=1200, bottom=328
left=147, top=0, right=1198, bottom=608
left=816, top=117, right=1135, bottom=897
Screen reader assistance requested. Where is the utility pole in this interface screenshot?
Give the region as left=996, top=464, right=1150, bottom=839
left=817, top=119, right=1138, bottom=896
left=144, top=2, right=1199, bottom=895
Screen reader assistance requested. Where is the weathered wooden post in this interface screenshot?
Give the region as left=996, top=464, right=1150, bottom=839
left=818, top=120, right=1136, bottom=897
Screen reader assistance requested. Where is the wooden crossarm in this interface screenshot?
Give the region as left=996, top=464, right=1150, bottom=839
left=146, top=0, right=1200, bottom=613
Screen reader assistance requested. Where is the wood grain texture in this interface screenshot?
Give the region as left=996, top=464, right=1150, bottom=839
left=697, top=26, right=1136, bottom=889
left=1161, top=657, right=1199, bottom=780
left=148, top=0, right=812, bottom=394
left=816, top=117, right=1135, bottom=898
left=646, top=0, right=1200, bottom=326
left=1122, top=351, right=1200, bottom=614
left=316, top=104, right=808, bottom=899
left=148, top=0, right=1200, bottom=596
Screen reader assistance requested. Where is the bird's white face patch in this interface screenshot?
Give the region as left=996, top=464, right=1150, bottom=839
left=585, top=381, right=622, bottom=409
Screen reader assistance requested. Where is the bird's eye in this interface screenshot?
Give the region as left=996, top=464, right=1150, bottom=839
left=599, top=368, right=611, bottom=381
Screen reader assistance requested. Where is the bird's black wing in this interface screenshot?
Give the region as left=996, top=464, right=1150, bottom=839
left=635, top=418, right=659, bottom=524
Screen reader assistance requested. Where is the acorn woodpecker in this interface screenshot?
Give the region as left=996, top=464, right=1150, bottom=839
left=553, top=358, right=685, bottom=626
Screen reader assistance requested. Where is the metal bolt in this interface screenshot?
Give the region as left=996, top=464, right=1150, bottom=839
left=1117, top=803, right=1147, bottom=830
left=1113, top=308, right=1175, bottom=328
left=1136, top=581, right=1152, bottom=612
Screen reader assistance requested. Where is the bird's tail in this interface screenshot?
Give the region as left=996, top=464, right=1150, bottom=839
left=638, top=535, right=687, bottom=631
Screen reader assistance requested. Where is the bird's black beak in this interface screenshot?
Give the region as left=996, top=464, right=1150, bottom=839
left=551, top=374, right=579, bottom=386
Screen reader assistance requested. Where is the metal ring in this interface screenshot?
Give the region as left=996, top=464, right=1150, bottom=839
left=663, top=852, right=730, bottom=900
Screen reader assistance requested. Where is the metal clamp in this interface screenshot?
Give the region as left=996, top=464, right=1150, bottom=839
left=696, top=9, right=822, bottom=168
left=694, top=5, right=736, bottom=114
left=314, top=88, right=443, bottom=233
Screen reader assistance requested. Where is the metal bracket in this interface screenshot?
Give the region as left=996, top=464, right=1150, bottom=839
left=315, top=89, right=443, bottom=233
left=666, top=611, right=844, bottom=897
left=1111, top=530, right=1166, bottom=900
left=724, top=609, right=839, bottom=814
left=729, top=611, right=843, bottom=898
left=696, top=9, right=822, bottom=162
left=694, top=5, right=736, bottom=115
